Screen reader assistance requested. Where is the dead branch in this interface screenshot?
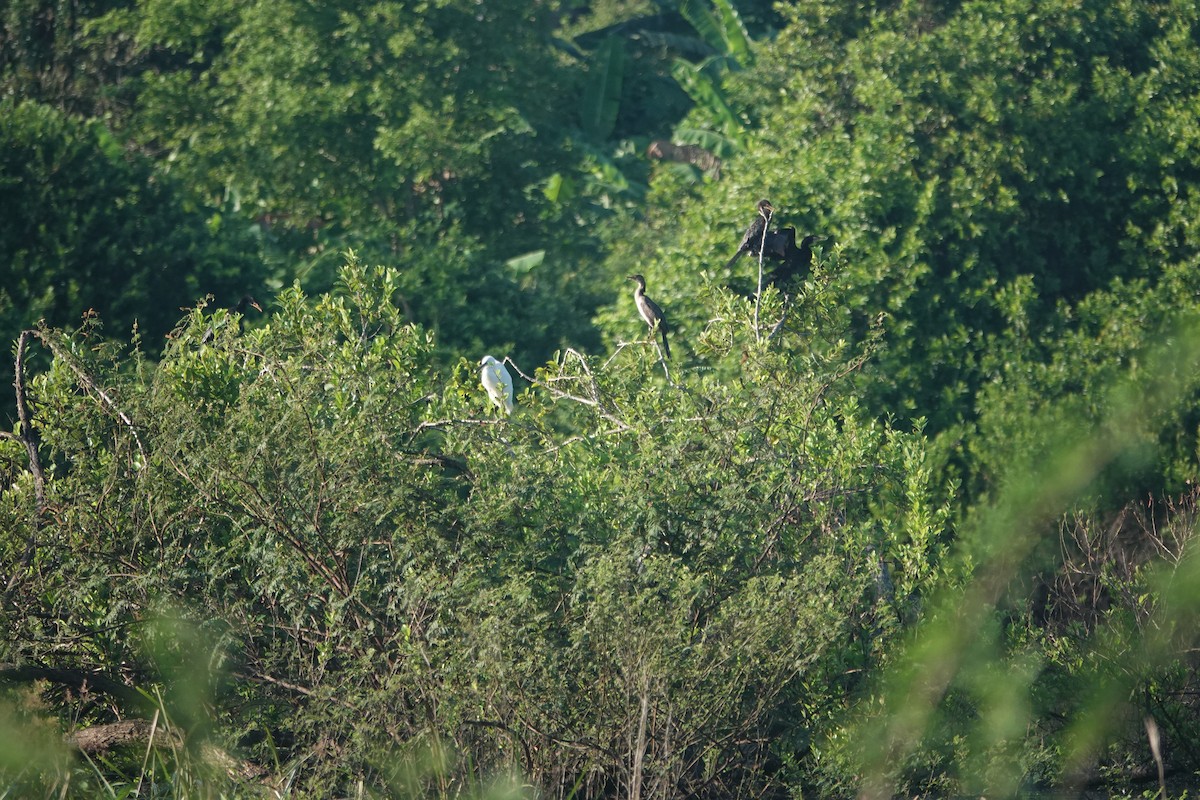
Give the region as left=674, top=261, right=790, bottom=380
left=506, top=350, right=636, bottom=434
left=68, top=718, right=179, bottom=755
left=13, top=330, right=46, bottom=510
left=645, top=140, right=721, bottom=177
left=0, top=664, right=154, bottom=714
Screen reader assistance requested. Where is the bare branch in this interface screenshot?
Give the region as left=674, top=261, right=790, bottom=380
left=753, top=206, right=772, bottom=342
left=13, top=330, right=46, bottom=510
left=506, top=352, right=636, bottom=434
left=5, top=331, right=48, bottom=603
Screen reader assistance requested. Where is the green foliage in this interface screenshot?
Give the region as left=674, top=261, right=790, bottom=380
left=117, top=0, right=617, bottom=372
left=582, top=2, right=1200, bottom=791
left=679, top=0, right=754, bottom=70
left=630, top=0, right=1200, bottom=445
left=0, top=98, right=265, bottom=414
left=581, top=36, right=627, bottom=142
left=7, top=0, right=1200, bottom=794
left=818, top=314, right=1200, bottom=798
left=974, top=266, right=1200, bottom=506
left=1, top=258, right=945, bottom=796
left=669, top=56, right=746, bottom=152
left=0, top=0, right=139, bottom=116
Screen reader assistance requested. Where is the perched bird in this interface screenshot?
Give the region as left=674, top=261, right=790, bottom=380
left=479, top=355, right=514, bottom=416
left=235, top=294, right=264, bottom=315
left=627, top=274, right=671, bottom=359
left=724, top=199, right=775, bottom=270
left=202, top=294, right=264, bottom=343
left=766, top=231, right=824, bottom=286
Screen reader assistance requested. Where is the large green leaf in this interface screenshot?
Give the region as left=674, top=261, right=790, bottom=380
left=673, top=124, right=742, bottom=157
left=712, top=0, right=754, bottom=67
left=505, top=249, right=546, bottom=274
left=679, top=0, right=725, bottom=57
left=670, top=58, right=743, bottom=143
left=580, top=35, right=625, bottom=141
left=680, top=0, right=753, bottom=68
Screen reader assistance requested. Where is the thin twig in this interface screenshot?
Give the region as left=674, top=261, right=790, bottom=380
left=544, top=426, right=630, bottom=454
left=5, top=331, right=47, bottom=604
left=767, top=298, right=792, bottom=342
left=604, top=341, right=638, bottom=370
left=753, top=206, right=772, bottom=342
left=13, top=330, right=46, bottom=510
left=506, top=352, right=636, bottom=433
left=649, top=335, right=672, bottom=383
left=407, top=417, right=508, bottom=437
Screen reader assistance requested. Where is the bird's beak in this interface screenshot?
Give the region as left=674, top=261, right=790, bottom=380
left=249, top=300, right=263, bottom=312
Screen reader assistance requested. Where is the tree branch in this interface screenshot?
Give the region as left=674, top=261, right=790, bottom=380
left=13, top=330, right=46, bottom=511
left=68, top=718, right=178, bottom=755
left=0, top=664, right=155, bottom=714
left=753, top=207, right=772, bottom=342
left=507, top=350, right=636, bottom=434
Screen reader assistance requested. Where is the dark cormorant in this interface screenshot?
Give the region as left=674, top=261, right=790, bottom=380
left=234, top=294, right=263, bottom=316
left=766, top=231, right=824, bottom=286
left=724, top=199, right=774, bottom=270
left=627, top=274, right=671, bottom=359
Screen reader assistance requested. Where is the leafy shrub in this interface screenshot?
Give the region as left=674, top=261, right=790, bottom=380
left=0, top=258, right=949, bottom=797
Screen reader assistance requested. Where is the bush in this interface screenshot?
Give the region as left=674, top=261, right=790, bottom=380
left=0, top=257, right=949, bottom=796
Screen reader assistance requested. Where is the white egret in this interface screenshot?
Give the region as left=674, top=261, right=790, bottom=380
left=479, top=355, right=514, bottom=415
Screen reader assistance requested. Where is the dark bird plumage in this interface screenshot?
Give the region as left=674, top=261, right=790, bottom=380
left=627, top=274, right=671, bottom=359
left=724, top=199, right=774, bottom=270
left=765, top=231, right=823, bottom=286
left=235, top=294, right=264, bottom=315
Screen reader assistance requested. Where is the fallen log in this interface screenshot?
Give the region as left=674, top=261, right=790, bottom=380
left=68, top=718, right=179, bottom=755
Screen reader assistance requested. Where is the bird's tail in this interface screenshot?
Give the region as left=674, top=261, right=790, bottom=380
left=660, top=328, right=671, bottom=359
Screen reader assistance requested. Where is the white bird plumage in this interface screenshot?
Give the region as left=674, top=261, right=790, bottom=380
left=479, top=355, right=514, bottom=416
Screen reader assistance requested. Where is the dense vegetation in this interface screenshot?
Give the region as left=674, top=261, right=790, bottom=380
left=5, top=0, right=1200, bottom=796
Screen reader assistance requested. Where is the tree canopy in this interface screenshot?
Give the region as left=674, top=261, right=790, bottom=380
left=6, top=0, right=1200, bottom=796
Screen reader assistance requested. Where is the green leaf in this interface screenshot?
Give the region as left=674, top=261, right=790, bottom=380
left=580, top=35, right=625, bottom=141
left=680, top=0, right=726, bottom=57
left=505, top=250, right=545, bottom=274
left=680, top=0, right=753, bottom=68
left=712, top=0, right=754, bottom=67
left=673, top=125, right=742, bottom=157
left=542, top=172, right=576, bottom=203
left=670, top=58, right=742, bottom=138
